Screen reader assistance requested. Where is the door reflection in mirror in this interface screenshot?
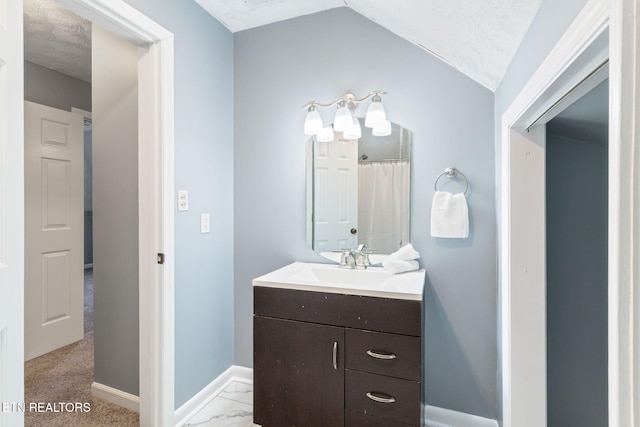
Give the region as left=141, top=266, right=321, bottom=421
left=306, top=123, right=411, bottom=263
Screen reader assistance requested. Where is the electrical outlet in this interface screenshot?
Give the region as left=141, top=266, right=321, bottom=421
left=200, top=213, right=210, bottom=233
left=178, top=190, right=189, bottom=211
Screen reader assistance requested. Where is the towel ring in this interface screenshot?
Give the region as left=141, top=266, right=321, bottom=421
left=434, top=167, right=469, bottom=195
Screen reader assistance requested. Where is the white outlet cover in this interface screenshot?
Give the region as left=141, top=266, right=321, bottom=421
left=178, top=190, right=189, bottom=211
left=200, top=213, right=210, bottom=233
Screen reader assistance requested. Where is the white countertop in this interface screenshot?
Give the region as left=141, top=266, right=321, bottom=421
left=252, top=262, right=425, bottom=301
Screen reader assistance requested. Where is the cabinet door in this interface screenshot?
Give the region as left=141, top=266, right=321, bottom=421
left=254, top=316, right=345, bottom=427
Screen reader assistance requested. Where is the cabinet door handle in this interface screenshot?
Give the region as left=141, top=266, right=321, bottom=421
left=333, top=341, right=338, bottom=370
left=366, top=391, right=396, bottom=404
left=366, top=350, right=397, bottom=360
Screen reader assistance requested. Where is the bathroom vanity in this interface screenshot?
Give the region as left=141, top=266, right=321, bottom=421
left=253, top=262, right=425, bottom=427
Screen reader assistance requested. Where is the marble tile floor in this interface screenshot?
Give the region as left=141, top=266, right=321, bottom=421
left=183, top=381, right=260, bottom=427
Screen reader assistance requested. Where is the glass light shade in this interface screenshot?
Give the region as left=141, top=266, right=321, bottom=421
left=333, top=105, right=353, bottom=132
left=372, top=119, right=392, bottom=136
left=365, top=99, right=386, bottom=128
left=304, top=107, right=323, bottom=135
left=343, top=117, right=362, bottom=139
left=316, top=126, right=335, bottom=142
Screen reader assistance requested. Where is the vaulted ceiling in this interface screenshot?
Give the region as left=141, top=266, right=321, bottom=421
left=194, top=0, right=543, bottom=91
left=23, top=0, right=543, bottom=91
left=24, top=0, right=91, bottom=83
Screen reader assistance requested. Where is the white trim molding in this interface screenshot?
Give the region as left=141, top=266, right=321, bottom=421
left=91, top=382, right=140, bottom=413
left=500, top=0, right=610, bottom=426
left=425, top=405, right=498, bottom=427
left=608, top=0, right=640, bottom=424
left=174, top=367, right=500, bottom=427
left=174, top=365, right=253, bottom=426
left=56, top=1, right=175, bottom=426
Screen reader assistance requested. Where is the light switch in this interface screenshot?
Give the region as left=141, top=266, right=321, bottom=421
left=200, top=213, right=210, bottom=233
left=178, top=190, right=189, bottom=211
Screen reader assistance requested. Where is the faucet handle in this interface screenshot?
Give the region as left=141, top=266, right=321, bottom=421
left=353, top=248, right=370, bottom=270
left=337, top=249, right=355, bottom=269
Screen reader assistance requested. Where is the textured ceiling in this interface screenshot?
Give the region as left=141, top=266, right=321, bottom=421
left=23, top=0, right=542, bottom=90
left=195, top=0, right=543, bottom=91
left=24, top=0, right=91, bottom=83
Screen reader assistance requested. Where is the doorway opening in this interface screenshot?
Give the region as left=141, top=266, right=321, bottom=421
left=23, top=2, right=141, bottom=423
left=21, top=0, right=175, bottom=425
left=545, top=79, right=609, bottom=426
left=499, top=0, right=609, bottom=425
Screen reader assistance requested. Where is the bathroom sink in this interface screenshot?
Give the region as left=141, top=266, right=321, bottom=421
left=252, top=262, right=425, bottom=301
left=290, top=266, right=393, bottom=286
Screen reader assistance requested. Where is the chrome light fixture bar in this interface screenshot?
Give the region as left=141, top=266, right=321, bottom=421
left=303, top=90, right=390, bottom=138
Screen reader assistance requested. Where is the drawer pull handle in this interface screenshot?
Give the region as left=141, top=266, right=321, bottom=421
left=366, top=350, right=397, bottom=360
left=366, top=392, right=396, bottom=404
left=333, top=341, right=338, bottom=370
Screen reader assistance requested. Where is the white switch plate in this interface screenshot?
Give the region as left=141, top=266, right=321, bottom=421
left=178, top=190, right=189, bottom=211
left=200, top=213, right=210, bottom=233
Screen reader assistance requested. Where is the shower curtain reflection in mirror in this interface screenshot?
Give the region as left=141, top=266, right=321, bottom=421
left=358, top=159, right=410, bottom=254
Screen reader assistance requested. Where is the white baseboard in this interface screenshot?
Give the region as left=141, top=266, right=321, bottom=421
left=91, top=382, right=139, bottom=413
left=425, top=405, right=498, bottom=427
left=174, top=365, right=252, bottom=426
left=172, top=366, right=499, bottom=427
left=229, top=365, right=253, bottom=383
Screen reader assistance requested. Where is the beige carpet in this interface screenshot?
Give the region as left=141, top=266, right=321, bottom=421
left=24, top=269, right=139, bottom=426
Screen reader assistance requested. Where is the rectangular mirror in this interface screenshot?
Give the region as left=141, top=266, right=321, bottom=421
left=306, top=122, right=412, bottom=263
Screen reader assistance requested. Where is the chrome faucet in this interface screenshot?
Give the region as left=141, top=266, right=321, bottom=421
left=338, top=244, right=371, bottom=269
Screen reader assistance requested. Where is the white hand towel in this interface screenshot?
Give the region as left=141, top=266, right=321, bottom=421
left=383, top=259, right=419, bottom=274
left=388, top=243, right=420, bottom=261
left=383, top=243, right=420, bottom=273
left=430, top=191, right=469, bottom=238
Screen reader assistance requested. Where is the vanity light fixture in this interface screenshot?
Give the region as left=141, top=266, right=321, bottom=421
left=372, top=119, right=392, bottom=137
left=302, top=90, right=388, bottom=138
left=364, top=94, right=386, bottom=128
left=316, top=126, right=335, bottom=142
left=343, top=117, right=362, bottom=140
left=303, top=104, right=323, bottom=135
left=333, top=101, right=353, bottom=132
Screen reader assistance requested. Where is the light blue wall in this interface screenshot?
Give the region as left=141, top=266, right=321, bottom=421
left=122, top=0, right=235, bottom=408
left=234, top=8, right=498, bottom=419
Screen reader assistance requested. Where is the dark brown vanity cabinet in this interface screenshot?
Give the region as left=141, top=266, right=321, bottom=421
left=253, top=286, right=423, bottom=427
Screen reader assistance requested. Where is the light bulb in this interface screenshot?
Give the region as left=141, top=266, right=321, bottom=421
left=333, top=103, right=353, bottom=132
left=304, top=105, right=323, bottom=135
left=365, top=95, right=386, bottom=128
left=372, top=119, right=391, bottom=136
left=316, top=126, right=335, bottom=142
left=343, top=117, right=361, bottom=139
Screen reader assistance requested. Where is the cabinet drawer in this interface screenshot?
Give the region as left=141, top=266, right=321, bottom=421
left=345, top=369, right=421, bottom=426
left=346, top=329, right=421, bottom=381
left=346, top=411, right=416, bottom=426
left=254, top=287, right=421, bottom=336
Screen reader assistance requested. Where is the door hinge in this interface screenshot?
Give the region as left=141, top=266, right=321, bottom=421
left=157, top=253, right=165, bottom=265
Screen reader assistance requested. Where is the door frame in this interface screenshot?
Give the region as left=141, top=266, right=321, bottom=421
left=500, top=0, right=639, bottom=425
left=55, top=1, right=175, bottom=425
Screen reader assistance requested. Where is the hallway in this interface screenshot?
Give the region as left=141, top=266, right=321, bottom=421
left=23, top=269, right=139, bottom=426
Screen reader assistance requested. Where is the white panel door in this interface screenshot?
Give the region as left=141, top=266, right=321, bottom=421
left=313, top=137, right=358, bottom=252
left=24, top=101, right=84, bottom=361
left=0, top=0, right=24, bottom=425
